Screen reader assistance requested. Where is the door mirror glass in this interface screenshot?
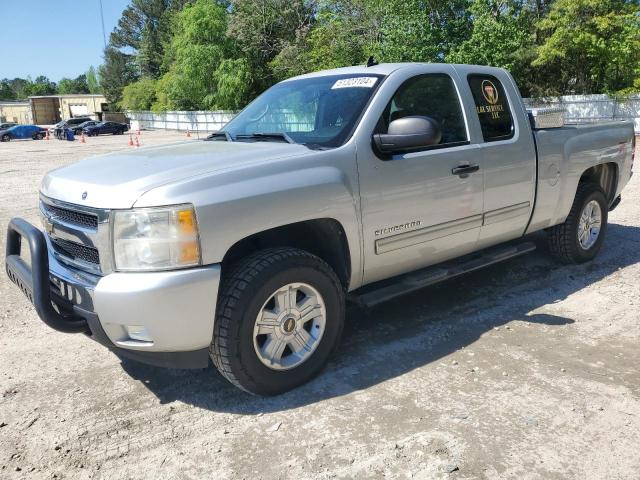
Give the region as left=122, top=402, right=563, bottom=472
left=373, top=116, right=442, bottom=154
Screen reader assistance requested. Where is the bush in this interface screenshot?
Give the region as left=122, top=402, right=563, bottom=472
left=121, top=78, right=157, bottom=111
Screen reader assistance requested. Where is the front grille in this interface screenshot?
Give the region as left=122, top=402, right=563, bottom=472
left=42, top=203, right=98, bottom=229
left=51, top=238, right=100, bottom=265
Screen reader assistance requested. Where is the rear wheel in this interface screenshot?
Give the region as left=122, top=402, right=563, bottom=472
left=1, top=134, right=10, bottom=142
left=547, top=182, right=608, bottom=263
left=210, top=248, right=345, bottom=395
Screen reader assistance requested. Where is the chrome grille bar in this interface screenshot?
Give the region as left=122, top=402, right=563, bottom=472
left=39, top=195, right=113, bottom=275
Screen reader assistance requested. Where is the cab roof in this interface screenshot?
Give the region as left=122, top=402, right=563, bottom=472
left=285, top=62, right=508, bottom=81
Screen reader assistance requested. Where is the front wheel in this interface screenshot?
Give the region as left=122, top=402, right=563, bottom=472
left=210, top=248, right=345, bottom=395
left=547, top=182, right=608, bottom=263
left=1, top=134, right=10, bottom=142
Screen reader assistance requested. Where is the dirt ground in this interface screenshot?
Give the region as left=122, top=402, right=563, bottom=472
left=0, top=131, right=639, bottom=480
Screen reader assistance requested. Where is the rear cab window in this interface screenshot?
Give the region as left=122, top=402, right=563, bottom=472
left=468, top=74, right=514, bottom=142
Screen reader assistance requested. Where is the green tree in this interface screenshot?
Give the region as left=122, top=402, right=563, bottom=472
left=7, top=78, right=31, bottom=99
left=121, top=78, right=158, bottom=110
left=85, top=66, right=101, bottom=94
left=156, top=0, right=252, bottom=110
left=57, top=78, right=75, bottom=94
left=447, top=1, right=536, bottom=93
left=57, top=74, right=90, bottom=94
left=271, top=0, right=382, bottom=79
left=110, top=0, right=187, bottom=78
left=26, top=76, right=57, bottom=96
left=0, top=80, right=16, bottom=100
left=271, top=0, right=472, bottom=79
left=533, top=0, right=640, bottom=94
left=99, top=47, right=140, bottom=106
left=228, top=0, right=316, bottom=91
left=379, top=0, right=472, bottom=63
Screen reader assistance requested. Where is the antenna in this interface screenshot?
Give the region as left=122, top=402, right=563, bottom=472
left=366, top=56, right=379, bottom=68
left=99, top=0, right=107, bottom=49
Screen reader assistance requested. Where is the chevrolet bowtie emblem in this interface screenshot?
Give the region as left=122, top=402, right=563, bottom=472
left=43, top=217, right=54, bottom=235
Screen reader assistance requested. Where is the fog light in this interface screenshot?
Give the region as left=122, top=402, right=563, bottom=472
left=125, top=325, right=153, bottom=343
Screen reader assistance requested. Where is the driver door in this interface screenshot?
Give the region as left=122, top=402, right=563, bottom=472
left=356, top=72, right=484, bottom=284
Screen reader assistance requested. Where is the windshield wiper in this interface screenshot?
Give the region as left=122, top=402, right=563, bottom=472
left=235, top=132, right=295, bottom=144
left=205, top=131, right=233, bottom=141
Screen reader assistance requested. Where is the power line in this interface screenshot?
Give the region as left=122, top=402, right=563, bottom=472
left=99, top=0, right=107, bottom=49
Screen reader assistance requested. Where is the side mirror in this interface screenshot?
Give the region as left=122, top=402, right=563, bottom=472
left=373, top=116, right=442, bottom=154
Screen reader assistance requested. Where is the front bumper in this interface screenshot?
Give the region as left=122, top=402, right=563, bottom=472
left=5, top=217, right=220, bottom=369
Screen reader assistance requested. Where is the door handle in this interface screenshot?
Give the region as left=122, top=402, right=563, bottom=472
left=451, top=164, right=480, bottom=176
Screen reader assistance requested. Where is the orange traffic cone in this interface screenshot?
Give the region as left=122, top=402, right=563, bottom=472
left=128, top=134, right=134, bottom=146
left=134, top=136, right=140, bottom=148
left=186, top=128, right=191, bottom=138
left=80, top=132, right=86, bottom=144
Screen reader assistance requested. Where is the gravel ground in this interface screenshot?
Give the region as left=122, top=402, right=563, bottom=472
left=0, top=131, right=639, bottom=480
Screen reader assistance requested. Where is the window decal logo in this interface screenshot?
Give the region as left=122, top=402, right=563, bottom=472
left=482, top=80, right=499, bottom=105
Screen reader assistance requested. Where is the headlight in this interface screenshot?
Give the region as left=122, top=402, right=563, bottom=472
left=112, top=204, right=201, bottom=271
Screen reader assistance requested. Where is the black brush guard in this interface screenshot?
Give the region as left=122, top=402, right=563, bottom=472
left=5, top=217, right=88, bottom=333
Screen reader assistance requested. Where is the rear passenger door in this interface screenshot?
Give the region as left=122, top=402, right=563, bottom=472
left=465, top=72, right=537, bottom=248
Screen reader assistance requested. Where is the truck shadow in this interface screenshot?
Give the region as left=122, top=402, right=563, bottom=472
left=120, top=223, right=640, bottom=413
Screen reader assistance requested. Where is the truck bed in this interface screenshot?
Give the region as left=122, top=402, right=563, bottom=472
left=527, top=120, right=635, bottom=233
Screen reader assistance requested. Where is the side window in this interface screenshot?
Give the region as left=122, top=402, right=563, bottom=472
left=378, top=74, right=468, bottom=146
left=468, top=74, right=514, bottom=141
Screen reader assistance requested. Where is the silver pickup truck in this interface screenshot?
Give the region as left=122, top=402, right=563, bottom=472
left=6, top=63, right=635, bottom=395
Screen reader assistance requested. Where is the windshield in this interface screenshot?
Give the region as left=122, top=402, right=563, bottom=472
left=221, top=74, right=384, bottom=149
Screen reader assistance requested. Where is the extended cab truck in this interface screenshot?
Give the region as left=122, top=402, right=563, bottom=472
left=5, top=63, right=635, bottom=395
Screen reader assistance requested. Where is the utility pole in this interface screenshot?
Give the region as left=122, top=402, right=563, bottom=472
left=99, top=0, right=107, bottom=49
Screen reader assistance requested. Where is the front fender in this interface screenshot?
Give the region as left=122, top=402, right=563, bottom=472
left=134, top=149, right=363, bottom=289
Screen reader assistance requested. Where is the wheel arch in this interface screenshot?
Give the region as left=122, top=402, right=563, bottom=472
left=221, top=218, right=352, bottom=291
left=578, top=162, right=618, bottom=206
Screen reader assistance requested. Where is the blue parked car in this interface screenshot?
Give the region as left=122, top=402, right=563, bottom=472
left=0, top=125, right=47, bottom=142
left=83, top=121, right=129, bottom=136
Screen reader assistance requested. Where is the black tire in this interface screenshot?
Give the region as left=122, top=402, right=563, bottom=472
left=210, top=248, right=345, bottom=395
left=547, top=182, right=608, bottom=263
left=1, top=134, right=10, bottom=142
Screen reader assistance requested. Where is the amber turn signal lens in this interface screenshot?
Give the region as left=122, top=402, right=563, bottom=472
left=177, top=209, right=196, bottom=234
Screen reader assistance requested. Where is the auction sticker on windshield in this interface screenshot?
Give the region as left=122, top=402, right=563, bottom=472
left=332, top=77, right=378, bottom=89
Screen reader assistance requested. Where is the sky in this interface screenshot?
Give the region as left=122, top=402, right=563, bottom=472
left=0, top=0, right=131, bottom=82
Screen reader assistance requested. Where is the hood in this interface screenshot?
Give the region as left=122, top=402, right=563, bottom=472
left=41, top=140, right=313, bottom=209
